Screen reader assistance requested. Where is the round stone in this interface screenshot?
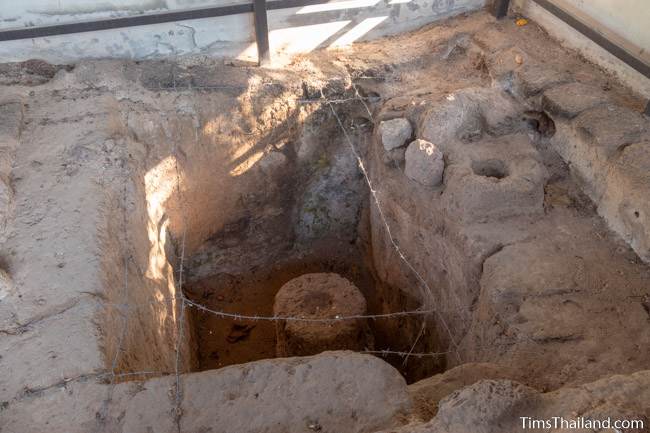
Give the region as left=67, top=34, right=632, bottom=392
left=273, top=273, right=372, bottom=357
left=404, top=139, right=445, bottom=186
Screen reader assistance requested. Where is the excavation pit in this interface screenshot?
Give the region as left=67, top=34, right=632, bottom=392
left=5, top=9, right=650, bottom=432
left=93, top=49, right=650, bottom=401
left=93, top=72, right=451, bottom=385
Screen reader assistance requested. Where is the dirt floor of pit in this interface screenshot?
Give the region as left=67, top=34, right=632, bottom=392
left=185, top=252, right=443, bottom=383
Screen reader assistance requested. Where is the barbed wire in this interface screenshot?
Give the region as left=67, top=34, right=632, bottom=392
left=166, top=72, right=190, bottom=432
left=350, top=79, right=427, bottom=367
left=16, top=333, right=584, bottom=399
left=21, top=333, right=573, bottom=397
left=90, top=280, right=650, bottom=315
left=185, top=298, right=437, bottom=322
left=351, top=82, right=376, bottom=123
left=320, top=85, right=463, bottom=364
left=141, top=75, right=389, bottom=93
left=89, top=288, right=650, bottom=327
left=299, top=95, right=384, bottom=105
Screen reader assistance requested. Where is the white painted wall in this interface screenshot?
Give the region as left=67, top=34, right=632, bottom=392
left=0, top=0, right=240, bottom=27
left=560, top=0, right=649, bottom=58
left=0, top=0, right=485, bottom=63
left=512, top=0, right=650, bottom=98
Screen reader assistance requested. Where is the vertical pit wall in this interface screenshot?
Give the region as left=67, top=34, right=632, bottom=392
left=0, top=0, right=486, bottom=63
left=96, top=60, right=446, bottom=380
left=99, top=66, right=311, bottom=375
left=99, top=135, right=197, bottom=376
left=96, top=63, right=350, bottom=376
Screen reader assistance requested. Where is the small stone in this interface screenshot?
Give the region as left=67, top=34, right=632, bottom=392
left=378, top=118, right=412, bottom=151
left=514, top=54, right=524, bottom=65
left=404, top=139, right=445, bottom=187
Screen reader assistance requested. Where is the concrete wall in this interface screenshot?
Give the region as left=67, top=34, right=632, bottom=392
left=1, top=0, right=226, bottom=24
left=0, top=0, right=255, bottom=62
left=512, top=0, right=650, bottom=98
left=0, top=0, right=486, bottom=63
left=559, top=0, right=650, bottom=58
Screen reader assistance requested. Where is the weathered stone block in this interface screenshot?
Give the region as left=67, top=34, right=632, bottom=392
left=180, top=352, right=410, bottom=433
left=418, top=88, right=521, bottom=149
left=553, top=104, right=648, bottom=200
left=599, top=142, right=650, bottom=262
left=443, top=134, right=547, bottom=223
left=542, top=82, right=608, bottom=118
left=378, top=118, right=412, bottom=151
left=488, top=47, right=572, bottom=97
left=574, top=105, right=648, bottom=153
left=408, top=363, right=523, bottom=422
left=0, top=301, right=104, bottom=400
left=404, top=139, right=445, bottom=187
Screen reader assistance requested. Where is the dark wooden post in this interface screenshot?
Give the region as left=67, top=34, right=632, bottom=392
left=253, top=0, right=270, bottom=65
left=492, top=0, right=511, bottom=19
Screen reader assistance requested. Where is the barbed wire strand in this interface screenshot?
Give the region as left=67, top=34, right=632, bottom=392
left=351, top=78, right=471, bottom=354
left=92, top=290, right=648, bottom=321
left=321, top=85, right=463, bottom=363
left=185, top=299, right=436, bottom=322
left=18, top=335, right=566, bottom=399
left=351, top=82, right=376, bottom=124
left=350, top=80, right=431, bottom=367
left=168, top=68, right=189, bottom=433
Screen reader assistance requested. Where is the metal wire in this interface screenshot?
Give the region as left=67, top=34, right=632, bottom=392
left=321, top=86, right=463, bottom=363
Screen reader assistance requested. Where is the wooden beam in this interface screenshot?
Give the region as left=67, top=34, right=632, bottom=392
left=492, top=0, right=511, bottom=19
left=253, top=0, right=271, bottom=66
